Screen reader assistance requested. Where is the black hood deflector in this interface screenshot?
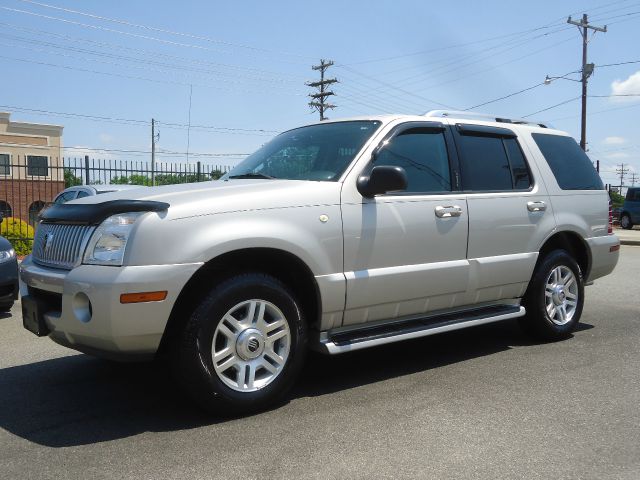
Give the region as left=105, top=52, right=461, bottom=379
left=39, top=200, right=170, bottom=225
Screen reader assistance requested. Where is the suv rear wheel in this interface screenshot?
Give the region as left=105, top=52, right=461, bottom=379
left=173, top=273, right=307, bottom=414
left=620, top=213, right=633, bottom=230
left=520, top=249, right=584, bottom=340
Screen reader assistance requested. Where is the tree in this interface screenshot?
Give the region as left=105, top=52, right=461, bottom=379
left=64, top=168, right=82, bottom=187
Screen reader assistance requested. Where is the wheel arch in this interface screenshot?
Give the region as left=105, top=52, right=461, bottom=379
left=158, top=247, right=321, bottom=356
left=538, top=231, right=591, bottom=279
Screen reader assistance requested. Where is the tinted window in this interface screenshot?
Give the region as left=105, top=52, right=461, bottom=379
left=27, top=155, right=48, bottom=176
left=0, top=154, right=9, bottom=175
left=54, top=191, right=77, bottom=204
left=504, top=138, right=532, bottom=189
left=227, top=121, right=381, bottom=181
left=532, top=134, right=603, bottom=190
left=458, top=135, right=513, bottom=191
left=375, top=128, right=451, bottom=193
left=76, top=191, right=91, bottom=198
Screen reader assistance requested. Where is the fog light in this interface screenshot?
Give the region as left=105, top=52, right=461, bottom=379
left=73, top=292, right=92, bottom=323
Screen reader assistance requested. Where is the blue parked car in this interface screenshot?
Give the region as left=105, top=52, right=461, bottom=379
left=620, top=187, right=640, bottom=229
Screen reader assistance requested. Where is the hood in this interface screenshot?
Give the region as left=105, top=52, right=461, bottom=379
left=68, top=179, right=343, bottom=219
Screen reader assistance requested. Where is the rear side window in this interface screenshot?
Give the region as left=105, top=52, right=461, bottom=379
left=375, top=127, right=451, bottom=193
left=456, top=130, right=532, bottom=191
left=532, top=133, right=603, bottom=190
left=626, top=189, right=640, bottom=201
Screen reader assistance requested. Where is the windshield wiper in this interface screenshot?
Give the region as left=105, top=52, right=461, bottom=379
left=227, top=172, right=276, bottom=180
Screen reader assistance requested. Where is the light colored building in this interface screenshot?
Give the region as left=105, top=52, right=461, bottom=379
left=0, top=112, right=65, bottom=224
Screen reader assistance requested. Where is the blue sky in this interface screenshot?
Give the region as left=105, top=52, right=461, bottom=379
left=2, top=0, right=639, bottom=188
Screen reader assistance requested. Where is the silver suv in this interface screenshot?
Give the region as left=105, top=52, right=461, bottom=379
left=20, top=111, right=620, bottom=413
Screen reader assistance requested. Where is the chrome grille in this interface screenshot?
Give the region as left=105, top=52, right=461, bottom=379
left=32, top=223, right=95, bottom=270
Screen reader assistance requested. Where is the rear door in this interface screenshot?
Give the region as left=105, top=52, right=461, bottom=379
left=341, top=121, right=470, bottom=326
left=451, top=124, right=555, bottom=305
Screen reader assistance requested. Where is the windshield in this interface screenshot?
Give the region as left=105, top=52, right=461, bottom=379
left=226, top=120, right=381, bottom=181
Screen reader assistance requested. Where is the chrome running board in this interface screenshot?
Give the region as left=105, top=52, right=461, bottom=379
left=317, top=305, right=525, bottom=355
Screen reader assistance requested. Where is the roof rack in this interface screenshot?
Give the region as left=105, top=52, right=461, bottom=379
left=424, top=110, right=551, bottom=129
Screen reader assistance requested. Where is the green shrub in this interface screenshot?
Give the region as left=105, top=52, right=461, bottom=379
left=0, top=217, right=34, bottom=255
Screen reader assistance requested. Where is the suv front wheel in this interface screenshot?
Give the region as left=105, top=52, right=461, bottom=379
left=173, top=273, right=307, bottom=414
left=520, top=250, right=584, bottom=340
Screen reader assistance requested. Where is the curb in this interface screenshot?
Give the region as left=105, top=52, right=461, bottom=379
left=620, top=240, right=640, bottom=246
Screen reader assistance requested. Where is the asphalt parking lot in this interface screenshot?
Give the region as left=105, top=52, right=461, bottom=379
left=1, top=246, right=639, bottom=480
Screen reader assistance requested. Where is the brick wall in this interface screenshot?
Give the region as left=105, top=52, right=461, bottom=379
left=0, top=179, right=65, bottom=224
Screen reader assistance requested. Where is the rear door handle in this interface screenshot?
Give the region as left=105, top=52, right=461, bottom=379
left=435, top=205, right=463, bottom=218
left=527, top=201, right=547, bottom=212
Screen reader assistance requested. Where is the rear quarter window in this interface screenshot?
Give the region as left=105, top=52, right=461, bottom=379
left=532, top=133, right=603, bottom=190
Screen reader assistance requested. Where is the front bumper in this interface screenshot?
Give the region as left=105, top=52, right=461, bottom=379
left=19, top=256, right=203, bottom=360
left=586, top=234, right=620, bottom=282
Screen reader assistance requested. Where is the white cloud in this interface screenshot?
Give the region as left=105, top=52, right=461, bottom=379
left=611, top=71, right=640, bottom=101
left=603, top=136, right=626, bottom=145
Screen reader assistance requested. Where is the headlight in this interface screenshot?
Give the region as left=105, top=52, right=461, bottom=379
left=0, top=248, right=15, bottom=263
left=83, top=212, right=144, bottom=266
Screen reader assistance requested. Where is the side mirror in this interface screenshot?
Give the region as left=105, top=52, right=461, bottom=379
left=357, top=165, right=408, bottom=198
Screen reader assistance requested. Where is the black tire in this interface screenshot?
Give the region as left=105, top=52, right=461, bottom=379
left=620, top=214, right=633, bottom=230
left=172, top=273, right=307, bottom=415
left=520, top=249, right=584, bottom=341
left=0, top=302, right=13, bottom=313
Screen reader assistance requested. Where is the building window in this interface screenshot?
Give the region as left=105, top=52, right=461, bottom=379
left=28, top=201, right=46, bottom=225
left=27, top=155, right=49, bottom=177
left=0, top=200, right=12, bottom=219
left=0, top=154, right=10, bottom=175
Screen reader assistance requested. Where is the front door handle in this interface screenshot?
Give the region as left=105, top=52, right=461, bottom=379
left=527, top=201, right=547, bottom=212
left=435, top=205, right=463, bottom=218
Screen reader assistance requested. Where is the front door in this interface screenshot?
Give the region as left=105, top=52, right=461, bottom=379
left=341, top=122, right=470, bottom=326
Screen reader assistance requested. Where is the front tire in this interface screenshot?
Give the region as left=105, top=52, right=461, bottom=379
left=620, top=214, right=633, bottom=230
left=173, top=273, right=307, bottom=414
left=520, top=250, right=584, bottom=341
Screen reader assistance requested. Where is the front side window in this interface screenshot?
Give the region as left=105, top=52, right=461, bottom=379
left=532, top=133, right=603, bottom=190
left=226, top=121, right=381, bottom=181
left=0, top=154, right=9, bottom=175
left=27, top=155, right=49, bottom=177
left=374, top=127, right=451, bottom=193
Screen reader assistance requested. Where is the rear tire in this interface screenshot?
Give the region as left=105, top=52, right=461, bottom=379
left=620, top=214, right=633, bottom=230
left=520, top=250, right=584, bottom=341
left=172, top=273, right=307, bottom=415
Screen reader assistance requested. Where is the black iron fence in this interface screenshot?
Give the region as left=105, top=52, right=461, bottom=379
left=0, top=155, right=233, bottom=254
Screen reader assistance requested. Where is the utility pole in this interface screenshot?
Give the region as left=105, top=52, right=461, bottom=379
left=307, top=59, right=337, bottom=121
left=151, top=118, right=159, bottom=186
left=630, top=172, right=638, bottom=187
left=616, top=163, right=629, bottom=193
left=567, top=14, right=607, bottom=151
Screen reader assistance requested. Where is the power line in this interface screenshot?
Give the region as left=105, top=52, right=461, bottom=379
left=0, top=21, right=307, bottom=82
left=522, top=97, right=581, bottom=118
left=0, top=104, right=279, bottom=134
left=0, top=39, right=300, bottom=94
left=15, top=0, right=313, bottom=61
left=0, top=31, right=300, bottom=86
left=464, top=82, right=545, bottom=111
left=596, top=59, right=640, bottom=67
left=0, top=53, right=302, bottom=97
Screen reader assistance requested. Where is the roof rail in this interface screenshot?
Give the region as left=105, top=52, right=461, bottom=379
left=424, top=110, right=551, bottom=129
